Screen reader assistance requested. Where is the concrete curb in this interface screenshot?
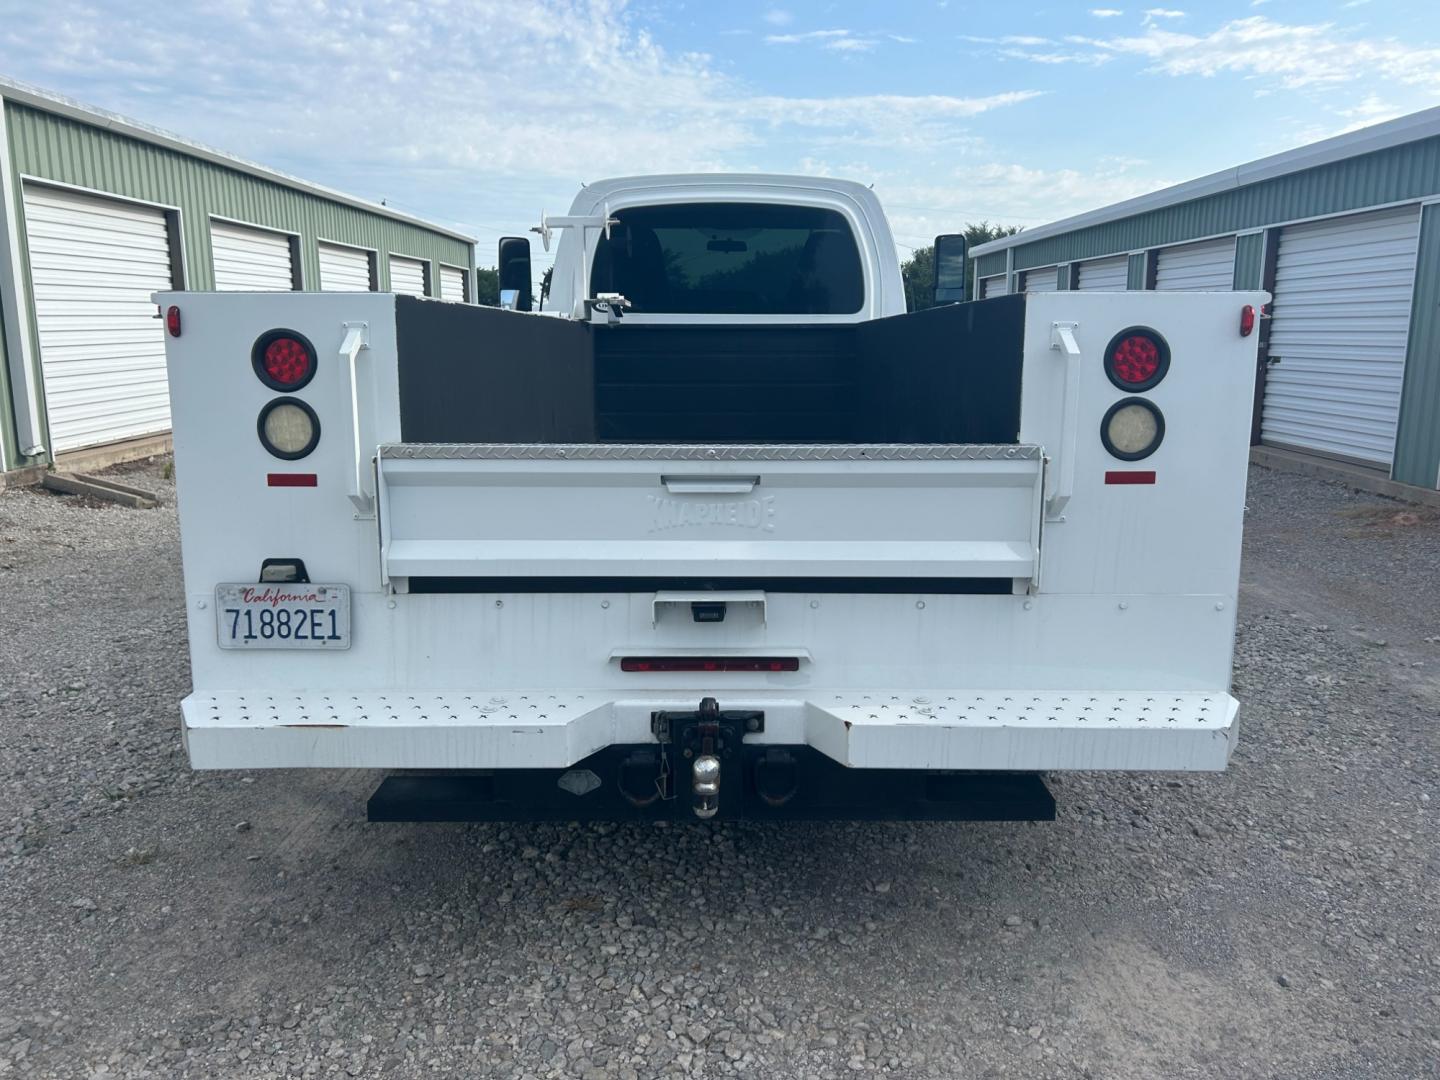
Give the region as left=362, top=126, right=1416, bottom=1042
left=1250, top=445, right=1440, bottom=509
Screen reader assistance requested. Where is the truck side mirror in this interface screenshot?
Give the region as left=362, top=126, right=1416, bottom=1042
left=498, top=237, right=534, bottom=312
left=932, top=234, right=968, bottom=305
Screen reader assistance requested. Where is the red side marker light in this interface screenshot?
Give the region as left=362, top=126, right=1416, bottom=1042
left=1105, top=470, right=1156, bottom=485
left=1239, top=304, right=1256, bottom=337
left=166, top=305, right=181, bottom=338
left=267, top=473, right=318, bottom=487
left=621, top=657, right=800, bottom=673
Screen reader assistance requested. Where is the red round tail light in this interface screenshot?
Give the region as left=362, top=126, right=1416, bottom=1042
left=1104, top=327, right=1170, bottom=391
left=252, top=329, right=317, bottom=391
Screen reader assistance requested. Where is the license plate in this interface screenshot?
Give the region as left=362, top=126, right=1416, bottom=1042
left=214, top=583, right=351, bottom=650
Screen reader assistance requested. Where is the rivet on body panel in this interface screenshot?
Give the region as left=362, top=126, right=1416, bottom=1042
left=1118, top=601, right=1129, bottom=611
left=916, top=600, right=926, bottom=610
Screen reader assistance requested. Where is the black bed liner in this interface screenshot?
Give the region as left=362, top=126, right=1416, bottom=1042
left=394, top=294, right=1025, bottom=445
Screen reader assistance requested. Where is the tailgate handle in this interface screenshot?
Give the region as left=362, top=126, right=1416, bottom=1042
left=1046, top=321, right=1081, bottom=521
left=339, top=321, right=372, bottom=514
left=661, top=475, right=759, bottom=495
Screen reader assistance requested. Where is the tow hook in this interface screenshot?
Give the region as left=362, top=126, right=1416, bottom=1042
left=651, top=696, right=763, bottom=820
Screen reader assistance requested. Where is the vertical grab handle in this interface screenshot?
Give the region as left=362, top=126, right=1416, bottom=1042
left=1046, top=321, right=1081, bottom=521
left=339, top=321, right=372, bottom=513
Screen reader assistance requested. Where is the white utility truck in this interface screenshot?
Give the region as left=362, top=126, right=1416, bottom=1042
left=161, top=174, right=1263, bottom=822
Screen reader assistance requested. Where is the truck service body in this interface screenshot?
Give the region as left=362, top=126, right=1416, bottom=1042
left=162, top=174, right=1262, bottom=822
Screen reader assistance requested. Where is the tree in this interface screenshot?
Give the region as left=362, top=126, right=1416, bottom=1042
left=900, top=222, right=1022, bottom=312
left=474, top=266, right=500, bottom=306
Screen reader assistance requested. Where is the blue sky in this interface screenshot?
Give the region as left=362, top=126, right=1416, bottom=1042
left=3, top=0, right=1438, bottom=265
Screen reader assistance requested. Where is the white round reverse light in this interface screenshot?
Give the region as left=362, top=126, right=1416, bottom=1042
left=1101, top=398, right=1164, bottom=461
left=258, top=398, right=320, bottom=459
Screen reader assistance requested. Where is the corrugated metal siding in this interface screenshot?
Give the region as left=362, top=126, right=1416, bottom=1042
left=988, top=135, right=1440, bottom=269
left=1233, top=232, right=1265, bottom=290
left=1393, top=204, right=1440, bottom=488
left=1127, top=253, right=1147, bottom=290
left=3, top=99, right=473, bottom=460
left=975, top=251, right=1007, bottom=278
left=1261, top=206, right=1420, bottom=467
left=4, top=102, right=471, bottom=292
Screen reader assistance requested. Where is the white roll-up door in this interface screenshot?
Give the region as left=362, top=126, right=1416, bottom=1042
left=211, top=220, right=295, bottom=291
left=1077, top=256, right=1129, bottom=291
left=390, top=255, right=428, bottom=296
left=980, top=275, right=1008, bottom=298
left=1261, top=205, right=1421, bottom=467
left=440, top=265, right=468, bottom=302
left=1023, top=266, right=1058, bottom=292
left=1154, top=237, right=1235, bottom=291
left=23, top=185, right=175, bottom=453
left=318, top=242, right=373, bottom=291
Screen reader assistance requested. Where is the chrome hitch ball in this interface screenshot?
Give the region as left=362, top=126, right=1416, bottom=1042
left=692, top=754, right=721, bottom=819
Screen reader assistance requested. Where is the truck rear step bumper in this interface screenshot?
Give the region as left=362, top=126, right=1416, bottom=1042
left=181, top=689, right=1239, bottom=772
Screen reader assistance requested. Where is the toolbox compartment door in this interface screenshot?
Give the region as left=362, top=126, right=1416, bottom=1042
left=377, top=444, right=1044, bottom=585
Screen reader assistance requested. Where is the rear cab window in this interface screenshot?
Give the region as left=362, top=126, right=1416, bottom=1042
left=590, top=202, right=864, bottom=315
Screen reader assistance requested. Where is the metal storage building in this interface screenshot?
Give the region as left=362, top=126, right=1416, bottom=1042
left=0, top=77, right=476, bottom=473
left=969, top=106, right=1440, bottom=491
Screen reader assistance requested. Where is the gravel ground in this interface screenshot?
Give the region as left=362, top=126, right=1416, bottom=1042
left=0, top=458, right=1436, bottom=1080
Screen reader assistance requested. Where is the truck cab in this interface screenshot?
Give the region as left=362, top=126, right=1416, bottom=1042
left=159, top=173, right=1263, bottom=823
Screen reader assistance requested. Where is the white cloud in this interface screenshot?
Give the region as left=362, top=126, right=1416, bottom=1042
left=1090, top=8, right=1124, bottom=16
left=0, top=0, right=1045, bottom=256
left=763, top=8, right=794, bottom=25
left=1143, top=8, right=1187, bottom=20
left=1077, top=16, right=1440, bottom=91
left=765, top=28, right=888, bottom=52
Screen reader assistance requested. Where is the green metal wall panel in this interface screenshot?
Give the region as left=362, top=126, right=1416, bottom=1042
left=0, top=290, right=12, bottom=466
left=975, top=250, right=1007, bottom=277
left=1233, top=232, right=1264, bottom=290
left=3, top=100, right=474, bottom=464
left=7, top=103, right=472, bottom=292
left=990, top=135, right=1440, bottom=271
left=1392, top=203, right=1440, bottom=489
left=1127, top=253, right=1147, bottom=290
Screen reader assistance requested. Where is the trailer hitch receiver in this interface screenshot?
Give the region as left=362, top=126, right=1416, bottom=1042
left=652, top=697, right=762, bottom=819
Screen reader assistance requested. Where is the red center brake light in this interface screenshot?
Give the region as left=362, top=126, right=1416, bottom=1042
left=621, top=657, right=800, bottom=673
left=1104, top=327, right=1170, bottom=391
left=252, top=329, right=317, bottom=391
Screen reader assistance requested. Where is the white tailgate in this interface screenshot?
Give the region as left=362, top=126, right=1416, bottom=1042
left=377, top=444, right=1043, bottom=582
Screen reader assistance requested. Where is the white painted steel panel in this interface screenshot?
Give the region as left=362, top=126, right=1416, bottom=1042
left=980, top=274, right=1007, bottom=298
left=211, top=220, right=294, bottom=291
left=390, top=255, right=427, bottom=296
left=317, top=242, right=372, bottom=291
left=378, top=454, right=1045, bottom=581
left=1023, top=266, right=1058, bottom=292
left=1154, top=237, right=1236, bottom=291
left=1261, top=205, right=1420, bottom=466
left=23, top=184, right=174, bottom=452
left=1077, top=255, right=1128, bottom=292
left=439, top=265, right=467, bottom=302
left=182, top=688, right=1238, bottom=771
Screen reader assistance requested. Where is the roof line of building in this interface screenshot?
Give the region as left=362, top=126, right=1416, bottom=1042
left=0, top=75, right=476, bottom=246
left=971, top=104, right=1440, bottom=257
